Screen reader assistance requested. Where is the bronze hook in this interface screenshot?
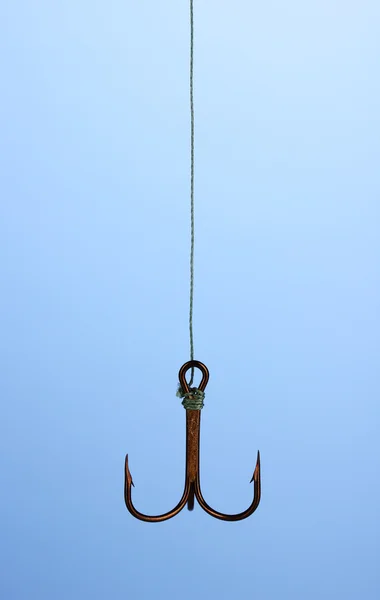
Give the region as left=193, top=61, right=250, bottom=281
left=124, top=360, right=261, bottom=522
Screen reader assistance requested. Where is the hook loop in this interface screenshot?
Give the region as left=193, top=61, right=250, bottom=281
left=178, top=360, right=209, bottom=394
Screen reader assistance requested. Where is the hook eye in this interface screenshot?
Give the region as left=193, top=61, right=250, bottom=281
left=178, top=360, right=209, bottom=394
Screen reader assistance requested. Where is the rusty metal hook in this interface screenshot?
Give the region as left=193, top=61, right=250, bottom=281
left=124, top=360, right=261, bottom=522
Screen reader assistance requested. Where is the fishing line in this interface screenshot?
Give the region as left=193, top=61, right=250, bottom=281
left=189, top=0, right=195, bottom=385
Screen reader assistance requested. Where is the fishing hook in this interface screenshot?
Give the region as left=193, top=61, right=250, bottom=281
left=124, top=360, right=261, bottom=522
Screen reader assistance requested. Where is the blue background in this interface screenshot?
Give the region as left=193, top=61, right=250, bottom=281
left=1, top=1, right=379, bottom=598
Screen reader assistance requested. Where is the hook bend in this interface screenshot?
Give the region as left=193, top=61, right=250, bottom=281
left=124, top=455, right=191, bottom=522
left=194, top=451, right=261, bottom=521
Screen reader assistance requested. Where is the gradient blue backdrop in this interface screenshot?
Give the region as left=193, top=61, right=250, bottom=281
left=1, top=1, right=379, bottom=599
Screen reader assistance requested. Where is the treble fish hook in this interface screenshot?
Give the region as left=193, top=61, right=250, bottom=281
left=124, top=360, right=261, bottom=521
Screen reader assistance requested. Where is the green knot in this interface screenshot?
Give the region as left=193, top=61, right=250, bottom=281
left=176, top=386, right=205, bottom=410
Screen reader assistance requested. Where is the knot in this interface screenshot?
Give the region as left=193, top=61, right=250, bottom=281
left=176, top=386, right=205, bottom=410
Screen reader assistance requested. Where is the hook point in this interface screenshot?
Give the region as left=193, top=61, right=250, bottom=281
left=125, top=454, right=135, bottom=487
left=250, top=450, right=261, bottom=483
